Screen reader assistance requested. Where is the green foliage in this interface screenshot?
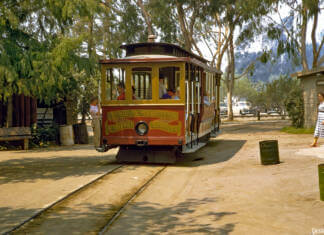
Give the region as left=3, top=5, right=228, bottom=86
left=31, top=124, right=59, bottom=147
left=265, top=75, right=300, bottom=113
left=284, top=84, right=304, bottom=128
left=148, top=0, right=178, bottom=43
left=229, top=76, right=266, bottom=108
left=0, top=0, right=99, bottom=103
left=280, top=126, right=313, bottom=134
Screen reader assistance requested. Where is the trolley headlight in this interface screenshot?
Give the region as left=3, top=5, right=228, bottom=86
left=135, top=121, right=148, bottom=136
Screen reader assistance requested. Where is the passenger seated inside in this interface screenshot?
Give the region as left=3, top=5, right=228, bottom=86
left=159, top=77, right=167, bottom=98
left=162, top=89, right=175, bottom=99
left=117, top=82, right=125, bottom=100
left=173, top=87, right=180, bottom=100
left=132, top=86, right=137, bottom=100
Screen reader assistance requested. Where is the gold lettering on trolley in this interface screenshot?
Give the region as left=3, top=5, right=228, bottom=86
left=105, top=110, right=181, bottom=135
left=149, top=120, right=182, bottom=136
left=105, top=119, right=134, bottom=135
left=107, top=110, right=178, bottom=121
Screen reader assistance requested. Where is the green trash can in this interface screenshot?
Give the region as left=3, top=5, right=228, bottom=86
left=319, top=164, right=324, bottom=201
left=259, top=140, right=280, bottom=165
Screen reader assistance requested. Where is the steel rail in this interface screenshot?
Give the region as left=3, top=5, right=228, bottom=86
left=3, top=165, right=124, bottom=235
left=99, top=166, right=167, bottom=234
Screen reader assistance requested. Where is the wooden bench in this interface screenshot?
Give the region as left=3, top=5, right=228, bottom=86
left=0, top=127, right=32, bottom=150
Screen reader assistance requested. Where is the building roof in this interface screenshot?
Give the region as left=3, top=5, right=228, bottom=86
left=291, top=67, right=324, bottom=78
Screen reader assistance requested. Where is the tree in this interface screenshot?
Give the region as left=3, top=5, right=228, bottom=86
left=208, top=0, right=277, bottom=120
left=0, top=0, right=108, bottom=126
left=285, top=84, right=304, bottom=127
left=265, top=0, right=324, bottom=71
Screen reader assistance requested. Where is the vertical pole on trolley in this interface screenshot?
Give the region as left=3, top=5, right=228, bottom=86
left=190, top=64, right=194, bottom=148
left=98, top=66, right=102, bottom=147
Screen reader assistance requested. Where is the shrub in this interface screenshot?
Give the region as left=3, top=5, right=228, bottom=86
left=284, top=86, right=304, bottom=128
left=31, top=123, right=59, bottom=147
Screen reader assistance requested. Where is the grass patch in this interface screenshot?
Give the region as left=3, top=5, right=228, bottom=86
left=281, top=126, right=314, bottom=134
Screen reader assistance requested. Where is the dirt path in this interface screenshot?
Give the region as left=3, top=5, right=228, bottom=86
left=14, top=165, right=164, bottom=234
left=0, top=146, right=119, bottom=234
left=105, top=120, right=324, bottom=235
left=1, top=120, right=323, bottom=234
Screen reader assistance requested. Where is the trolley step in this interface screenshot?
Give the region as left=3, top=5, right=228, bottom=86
left=182, top=142, right=207, bottom=154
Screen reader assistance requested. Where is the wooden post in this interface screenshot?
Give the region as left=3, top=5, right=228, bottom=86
left=0, top=98, right=3, bottom=127
left=31, top=98, right=37, bottom=125
left=23, top=138, right=29, bottom=150
left=25, top=96, right=31, bottom=127
left=20, top=94, right=25, bottom=127
left=6, top=96, right=13, bottom=127
left=13, top=95, right=20, bottom=127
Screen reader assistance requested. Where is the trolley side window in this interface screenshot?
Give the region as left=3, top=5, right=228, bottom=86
left=159, top=66, right=181, bottom=100
left=106, top=68, right=126, bottom=101
left=132, top=67, right=152, bottom=100
left=204, top=72, right=213, bottom=105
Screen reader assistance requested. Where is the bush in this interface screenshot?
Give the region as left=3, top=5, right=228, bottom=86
left=31, top=124, right=59, bottom=147
left=284, top=86, right=304, bottom=128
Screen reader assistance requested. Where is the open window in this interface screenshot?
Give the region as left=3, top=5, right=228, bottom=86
left=131, top=67, right=152, bottom=100
left=106, top=68, right=126, bottom=101
left=159, top=66, right=181, bottom=99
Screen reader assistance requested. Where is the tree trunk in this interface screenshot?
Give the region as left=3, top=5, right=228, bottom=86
left=176, top=1, right=192, bottom=51
left=300, top=4, right=309, bottom=71
left=136, top=0, right=153, bottom=36
left=215, top=23, right=231, bottom=71
left=227, top=85, right=234, bottom=121
left=88, top=16, right=94, bottom=59
left=227, top=33, right=235, bottom=121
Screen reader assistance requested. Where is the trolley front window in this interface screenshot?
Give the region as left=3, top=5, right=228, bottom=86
left=132, top=67, right=152, bottom=100
left=159, top=66, right=181, bottom=100
left=106, top=68, right=126, bottom=101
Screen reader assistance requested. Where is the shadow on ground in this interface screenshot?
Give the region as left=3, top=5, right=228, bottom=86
left=106, top=198, right=236, bottom=234
left=176, top=139, right=246, bottom=167
left=221, top=120, right=288, bottom=134
left=0, top=138, right=246, bottom=184
left=0, top=154, right=120, bottom=184
left=1, top=198, right=236, bottom=234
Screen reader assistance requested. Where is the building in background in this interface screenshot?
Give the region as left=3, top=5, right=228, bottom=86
left=292, top=67, right=324, bottom=128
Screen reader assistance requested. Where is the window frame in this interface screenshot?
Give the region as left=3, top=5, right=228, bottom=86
left=101, top=62, right=186, bottom=106
left=131, top=67, right=153, bottom=101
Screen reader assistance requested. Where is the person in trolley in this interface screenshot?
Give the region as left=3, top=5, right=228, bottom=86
left=89, top=97, right=101, bottom=148
left=117, top=83, right=126, bottom=100
left=311, top=92, right=324, bottom=147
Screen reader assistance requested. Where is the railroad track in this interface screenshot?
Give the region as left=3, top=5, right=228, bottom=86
left=3, top=164, right=123, bottom=235
left=3, top=164, right=167, bottom=234
left=99, top=166, right=167, bottom=234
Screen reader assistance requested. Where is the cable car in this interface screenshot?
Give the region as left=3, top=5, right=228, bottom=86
left=98, top=38, right=221, bottom=163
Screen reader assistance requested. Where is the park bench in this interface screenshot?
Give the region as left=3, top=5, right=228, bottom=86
left=0, top=127, right=32, bottom=150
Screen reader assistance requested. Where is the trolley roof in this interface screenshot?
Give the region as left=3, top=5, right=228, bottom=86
left=99, top=42, right=221, bottom=74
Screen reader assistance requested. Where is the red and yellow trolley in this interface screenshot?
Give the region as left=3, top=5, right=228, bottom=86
left=98, top=41, right=221, bottom=163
